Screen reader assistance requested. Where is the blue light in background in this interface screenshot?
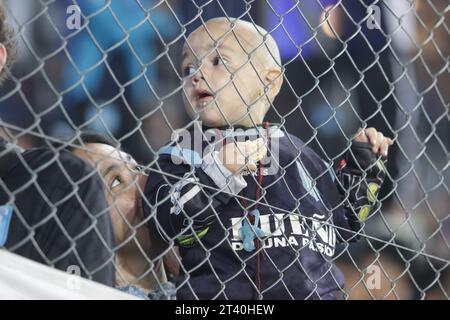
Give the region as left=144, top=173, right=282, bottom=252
left=265, top=0, right=337, bottom=60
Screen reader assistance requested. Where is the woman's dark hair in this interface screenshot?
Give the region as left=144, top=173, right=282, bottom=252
left=77, top=132, right=118, bottom=148
left=66, top=131, right=120, bottom=151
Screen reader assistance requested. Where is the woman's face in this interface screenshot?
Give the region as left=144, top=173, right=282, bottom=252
left=72, top=143, right=145, bottom=246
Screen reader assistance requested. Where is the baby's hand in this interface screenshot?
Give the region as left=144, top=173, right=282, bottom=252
left=354, top=127, right=394, bottom=158
left=218, top=138, right=267, bottom=174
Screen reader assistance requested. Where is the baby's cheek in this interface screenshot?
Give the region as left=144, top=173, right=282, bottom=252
left=182, top=88, right=194, bottom=105
left=236, top=69, right=263, bottom=103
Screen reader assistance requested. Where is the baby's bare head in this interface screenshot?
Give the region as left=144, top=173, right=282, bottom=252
left=181, top=18, right=283, bottom=127
left=201, top=18, right=282, bottom=72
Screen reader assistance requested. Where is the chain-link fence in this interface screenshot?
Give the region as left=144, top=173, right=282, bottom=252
left=0, top=0, right=448, bottom=300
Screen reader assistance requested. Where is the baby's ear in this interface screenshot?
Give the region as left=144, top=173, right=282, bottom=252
left=263, top=68, right=283, bottom=102
left=0, top=43, right=7, bottom=73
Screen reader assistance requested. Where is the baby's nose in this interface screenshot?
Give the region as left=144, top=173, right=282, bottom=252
left=193, top=62, right=214, bottom=84
left=191, top=67, right=205, bottom=84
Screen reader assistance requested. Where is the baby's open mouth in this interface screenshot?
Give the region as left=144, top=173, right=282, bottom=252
left=195, top=89, right=214, bottom=102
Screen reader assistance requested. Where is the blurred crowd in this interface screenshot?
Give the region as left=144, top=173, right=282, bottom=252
left=0, top=0, right=448, bottom=299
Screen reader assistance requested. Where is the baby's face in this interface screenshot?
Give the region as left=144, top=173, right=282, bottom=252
left=181, top=21, right=266, bottom=127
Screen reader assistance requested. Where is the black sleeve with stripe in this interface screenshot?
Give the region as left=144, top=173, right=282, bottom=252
left=143, top=154, right=232, bottom=245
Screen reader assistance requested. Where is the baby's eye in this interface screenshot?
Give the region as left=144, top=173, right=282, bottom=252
left=110, top=176, right=122, bottom=189
left=183, top=65, right=196, bottom=77
left=213, top=56, right=228, bottom=66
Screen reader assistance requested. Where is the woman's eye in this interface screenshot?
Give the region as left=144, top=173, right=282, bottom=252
left=132, top=165, right=148, bottom=176
left=111, top=177, right=122, bottom=189
left=213, top=56, right=227, bottom=66
left=183, top=65, right=196, bottom=77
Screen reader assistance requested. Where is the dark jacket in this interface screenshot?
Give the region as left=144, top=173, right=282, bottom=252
left=0, top=138, right=115, bottom=286
left=143, top=123, right=384, bottom=300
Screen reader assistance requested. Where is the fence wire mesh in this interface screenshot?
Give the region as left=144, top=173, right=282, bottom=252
left=0, top=0, right=449, bottom=300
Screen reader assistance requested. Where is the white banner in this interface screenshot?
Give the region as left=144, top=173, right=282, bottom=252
left=0, top=250, right=139, bottom=300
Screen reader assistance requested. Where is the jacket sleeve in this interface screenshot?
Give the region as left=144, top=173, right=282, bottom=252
left=143, top=147, right=247, bottom=247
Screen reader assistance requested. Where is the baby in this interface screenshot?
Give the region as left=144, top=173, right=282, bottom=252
left=143, top=17, right=393, bottom=299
